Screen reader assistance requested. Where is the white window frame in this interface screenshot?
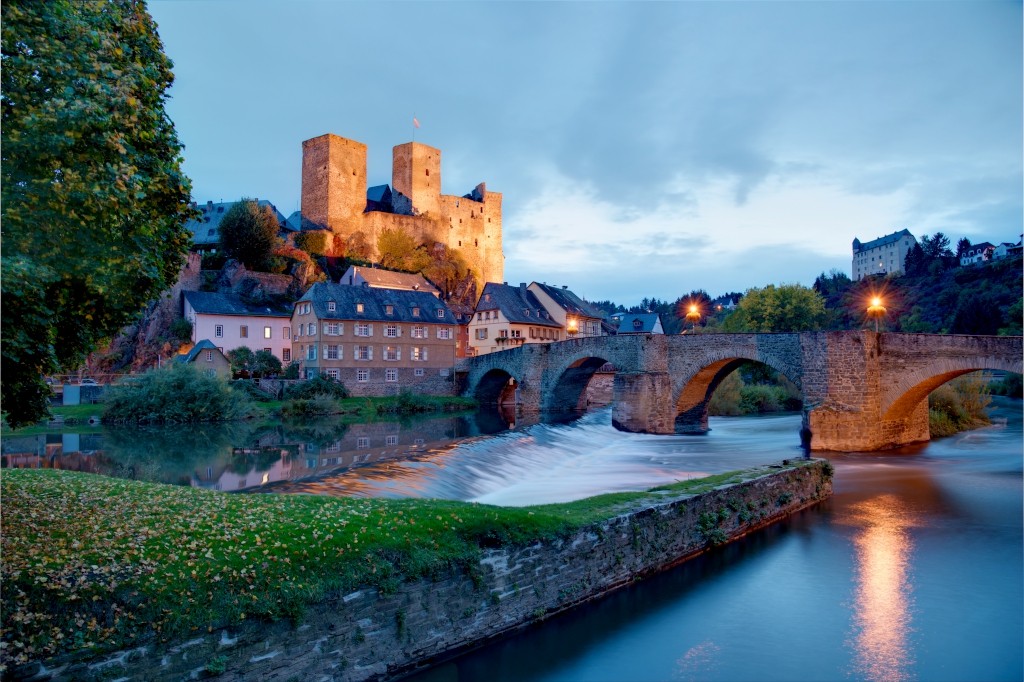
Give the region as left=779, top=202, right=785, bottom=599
left=264, top=326, right=272, bottom=339
left=384, top=346, right=400, bottom=361
left=356, top=345, right=372, bottom=361
left=385, top=368, right=398, bottom=382
left=411, top=346, right=427, bottom=362
left=357, top=369, right=369, bottom=382
left=411, top=326, right=426, bottom=339
left=327, top=301, right=336, bottom=312
left=307, top=345, right=317, bottom=360
left=414, top=368, right=425, bottom=377
left=325, top=345, right=340, bottom=360
left=215, top=324, right=224, bottom=338
left=437, top=328, right=451, bottom=340
left=355, top=323, right=371, bottom=337
left=385, top=324, right=398, bottom=338
left=325, top=368, right=340, bottom=380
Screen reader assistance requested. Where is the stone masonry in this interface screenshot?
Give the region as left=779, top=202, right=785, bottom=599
left=457, top=331, right=1023, bottom=451
left=14, top=461, right=831, bottom=682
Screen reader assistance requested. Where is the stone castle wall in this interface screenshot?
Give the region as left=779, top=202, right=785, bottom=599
left=17, top=462, right=831, bottom=682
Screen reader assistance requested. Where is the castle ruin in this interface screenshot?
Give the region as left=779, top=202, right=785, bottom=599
left=300, top=133, right=504, bottom=287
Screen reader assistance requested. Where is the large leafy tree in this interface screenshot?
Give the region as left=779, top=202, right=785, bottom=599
left=722, top=284, right=828, bottom=332
left=2, top=0, right=196, bottom=427
left=219, top=199, right=282, bottom=269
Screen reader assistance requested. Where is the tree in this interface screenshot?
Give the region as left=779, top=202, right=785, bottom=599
left=1, top=0, right=196, bottom=427
left=422, top=244, right=469, bottom=299
left=377, top=227, right=431, bottom=272
left=721, top=284, right=828, bottom=332
left=251, top=349, right=282, bottom=378
left=956, top=237, right=972, bottom=258
left=226, top=347, right=255, bottom=378
left=219, top=199, right=282, bottom=269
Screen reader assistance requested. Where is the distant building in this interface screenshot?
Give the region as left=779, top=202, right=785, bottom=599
left=291, top=282, right=458, bottom=395
left=468, top=283, right=562, bottom=356
left=852, top=229, right=917, bottom=280
left=175, top=339, right=231, bottom=379
left=528, top=282, right=605, bottom=338
left=339, top=265, right=440, bottom=297
left=184, top=199, right=292, bottom=255
left=994, top=237, right=1024, bottom=259
left=182, top=291, right=293, bottom=363
left=611, top=313, right=664, bottom=334
left=960, top=242, right=995, bottom=266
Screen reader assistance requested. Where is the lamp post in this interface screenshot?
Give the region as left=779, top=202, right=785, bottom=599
left=566, top=316, right=578, bottom=336
left=866, top=296, right=887, bottom=332
left=685, top=304, right=701, bottom=332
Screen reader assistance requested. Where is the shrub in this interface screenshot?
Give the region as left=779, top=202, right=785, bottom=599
left=991, top=372, right=1023, bottom=398
left=709, top=372, right=743, bottom=416
left=295, top=231, right=331, bottom=257
left=230, top=380, right=270, bottom=402
left=282, top=362, right=300, bottom=380
left=103, top=363, right=254, bottom=424
left=928, top=372, right=992, bottom=436
left=284, top=374, right=350, bottom=400
left=168, top=318, right=193, bottom=343
left=280, top=394, right=339, bottom=418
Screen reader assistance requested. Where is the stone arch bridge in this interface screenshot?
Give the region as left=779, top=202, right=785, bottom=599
left=455, top=332, right=1022, bottom=451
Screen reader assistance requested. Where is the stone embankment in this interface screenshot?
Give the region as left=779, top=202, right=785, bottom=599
left=17, top=460, right=831, bottom=682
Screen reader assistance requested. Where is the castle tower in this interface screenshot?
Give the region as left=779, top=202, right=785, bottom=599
left=301, top=134, right=367, bottom=232
left=392, top=142, right=441, bottom=216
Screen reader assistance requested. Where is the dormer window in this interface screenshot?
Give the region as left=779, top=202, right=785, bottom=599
left=633, top=319, right=643, bottom=330
left=327, top=301, right=336, bottom=312
left=356, top=302, right=364, bottom=314
left=436, top=308, right=444, bottom=319
left=385, top=305, right=394, bottom=315
left=484, top=294, right=491, bottom=302
left=524, top=309, right=530, bottom=316
left=412, top=307, right=420, bottom=318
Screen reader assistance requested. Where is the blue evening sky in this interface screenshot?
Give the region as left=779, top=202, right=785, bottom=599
left=149, top=1, right=1022, bottom=305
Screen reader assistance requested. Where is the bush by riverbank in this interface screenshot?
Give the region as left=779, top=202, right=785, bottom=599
left=0, top=464, right=809, bottom=670
left=928, top=372, right=993, bottom=437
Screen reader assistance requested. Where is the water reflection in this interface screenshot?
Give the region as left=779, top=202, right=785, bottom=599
left=842, top=495, right=918, bottom=682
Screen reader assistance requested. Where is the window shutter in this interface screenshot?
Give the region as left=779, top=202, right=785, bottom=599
left=423, top=347, right=429, bottom=361
left=397, top=348, right=402, bottom=360
left=398, top=326, right=403, bottom=337
left=368, top=346, right=374, bottom=360
left=339, top=345, right=344, bottom=360
left=368, top=324, right=374, bottom=336
left=323, top=345, right=328, bottom=357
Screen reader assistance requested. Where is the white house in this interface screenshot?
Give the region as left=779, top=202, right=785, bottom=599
left=851, top=229, right=917, bottom=280
left=182, top=291, right=294, bottom=363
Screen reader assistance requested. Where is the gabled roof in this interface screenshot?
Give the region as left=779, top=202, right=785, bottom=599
left=476, top=283, right=560, bottom=327
left=298, top=282, right=457, bottom=324
left=177, top=339, right=222, bottom=364
left=185, top=199, right=288, bottom=245
left=340, top=266, right=440, bottom=296
left=284, top=211, right=302, bottom=232
left=615, top=313, right=663, bottom=333
left=852, top=229, right=916, bottom=253
left=183, top=291, right=292, bottom=318
left=530, top=282, right=603, bottom=319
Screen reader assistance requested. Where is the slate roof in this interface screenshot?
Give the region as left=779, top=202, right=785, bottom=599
left=177, top=339, right=221, bottom=364
left=299, top=282, right=457, bottom=325
left=852, top=229, right=915, bottom=253
left=530, top=282, right=603, bottom=319
left=183, top=291, right=292, bottom=318
left=340, top=266, right=439, bottom=295
left=615, top=313, right=663, bottom=334
left=476, top=283, right=560, bottom=327
left=185, top=200, right=288, bottom=246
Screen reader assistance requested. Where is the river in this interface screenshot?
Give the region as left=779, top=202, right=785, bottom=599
left=2, top=399, right=1020, bottom=681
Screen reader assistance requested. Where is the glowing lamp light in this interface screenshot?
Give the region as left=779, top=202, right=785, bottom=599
left=567, top=316, right=579, bottom=335
left=866, top=296, right=887, bottom=332
left=685, top=303, right=701, bottom=331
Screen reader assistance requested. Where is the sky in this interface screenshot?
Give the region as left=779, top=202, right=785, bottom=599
left=149, top=1, right=1022, bottom=306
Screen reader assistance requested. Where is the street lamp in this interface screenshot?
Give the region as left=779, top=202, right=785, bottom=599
left=566, top=316, right=579, bottom=336
left=866, top=296, right=887, bottom=332
left=685, top=304, right=701, bottom=332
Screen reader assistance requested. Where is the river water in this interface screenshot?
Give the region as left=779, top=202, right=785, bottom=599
left=3, top=399, right=1021, bottom=681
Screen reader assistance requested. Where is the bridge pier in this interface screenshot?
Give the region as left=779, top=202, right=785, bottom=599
left=611, top=372, right=674, bottom=434
left=805, top=399, right=930, bottom=451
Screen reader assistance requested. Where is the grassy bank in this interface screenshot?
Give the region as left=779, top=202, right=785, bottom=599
left=0, top=463, right=813, bottom=669
left=928, top=372, right=994, bottom=437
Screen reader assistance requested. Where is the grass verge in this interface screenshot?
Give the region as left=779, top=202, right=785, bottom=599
left=0, top=462, right=811, bottom=668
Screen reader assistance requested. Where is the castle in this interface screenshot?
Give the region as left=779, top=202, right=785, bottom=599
left=300, top=133, right=504, bottom=287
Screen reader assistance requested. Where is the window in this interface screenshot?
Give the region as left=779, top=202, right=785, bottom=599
left=384, top=346, right=400, bottom=361
left=437, top=328, right=451, bottom=340
left=215, top=324, right=223, bottom=338
left=386, top=435, right=398, bottom=446
left=307, top=323, right=315, bottom=336
left=307, top=345, right=317, bottom=360
left=327, top=301, right=336, bottom=312
left=355, top=323, right=371, bottom=337
left=385, top=305, right=394, bottom=316
left=306, top=368, right=318, bottom=379
left=264, top=347, right=271, bottom=354
left=326, top=345, right=340, bottom=360
left=282, top=348, right=291, bottom=362
left=385, top=324, right=398, bottom=338
left=411, top=326, right=426, bottom=339
left=439, top=368, right=450, bottom=377
left=356, top=302, right=364, bottom=313
left=414, top=368, right=425, bottom=377
left=326, top=322, right=341, bottom=336
left=411, top=347, right=427, bottom=361
left=524, top=309, right=530, bottom=317
left=511, top=330, right=521, bottom=339
left=436, top=308, right=445, bottom=319
left=205, top=350, right=213, bottom=362
left=476, top=328, right=488, bottom=340
left=498, top=329, right=508, bottom=338
left=357, top=369, right=369, bottom=382
left=385, top=368, right=398, bottom=382
left=325, top=368, right=340, bottom=380
left=357, top=437, right=370, bottom=448
left=412, top=307, right=420, bottom=318
left=303, top=303, right=311, bottom=314
left=356, top=345, right=372, bottom=361
left=284, top=326, right=291, bottom=339
left=240, top=325, right=248, bottom=338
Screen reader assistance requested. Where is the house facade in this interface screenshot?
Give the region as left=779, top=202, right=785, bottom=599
left=291, top=283, right=458, bottom=395
left=184, top=199, right=291, bottom=255
left=528, top=282, right=605, bottom=338
left=960, top=242, right=995, bottom=266
left=467, top=283, right=563, bottom=356
left=182, top=291, right=294, bottom=363
left=175, top=339, right=232, bottom=378
left=851, top=229, right=917, bottom=280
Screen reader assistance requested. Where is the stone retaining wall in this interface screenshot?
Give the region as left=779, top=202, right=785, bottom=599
left=15, top=461, right=832, bottom=682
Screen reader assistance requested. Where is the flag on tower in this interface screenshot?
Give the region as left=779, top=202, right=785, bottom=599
left=413, top=117, right=420, bottom=129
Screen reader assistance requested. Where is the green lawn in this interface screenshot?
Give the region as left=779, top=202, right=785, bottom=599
left=0, top=463, right=812, bottom=668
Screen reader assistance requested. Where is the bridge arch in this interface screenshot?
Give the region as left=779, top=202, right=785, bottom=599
left=474, top=368, right=520, bottom=407
left=882, top=360, right=1023, bottom=422
left=543, top=356, right=615, bottom=412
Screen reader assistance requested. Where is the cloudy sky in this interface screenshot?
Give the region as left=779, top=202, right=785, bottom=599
left=150, top=1, right=1021, bottom=305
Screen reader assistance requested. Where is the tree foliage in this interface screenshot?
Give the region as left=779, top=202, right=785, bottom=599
left=103, top=363, right=254, bottom=424
left=1, top=0, right=196, bottom=427
left=218, top=199, right=282, bottom=269
left=226, top=347, right=282, bottom=379
left=722, top=284, right=828, bottom=332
